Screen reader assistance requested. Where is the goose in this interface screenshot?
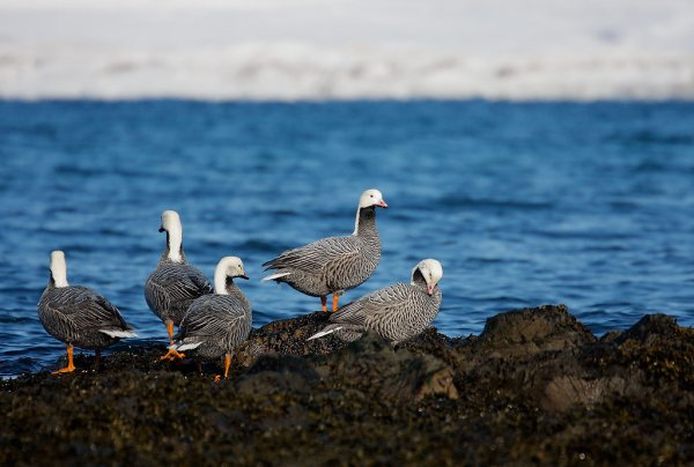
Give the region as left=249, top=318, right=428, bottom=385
left=172, top=256, right=251, bottom=380
left=145, top=210, right=213, bottom=360
left=263, top=188, right=388, bottom=312
left=308, top=259, right=443, bottom=345
left=38, top=250, right=136, bottom=374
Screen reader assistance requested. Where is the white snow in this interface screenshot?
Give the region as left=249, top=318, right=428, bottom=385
left=0, top=0, right=692, bottom=100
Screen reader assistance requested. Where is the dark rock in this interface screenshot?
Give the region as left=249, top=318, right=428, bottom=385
left=235, top=311, right=345, bottom=366
left=599, top=330, right=622, bottom=343
left=237, top=354, right=319, bottom=396
left=1, top=305, right=692, bottom=465
left=542, top=374, right=630, bottom=412
left=472, top=304, right=596, bottom=359
left=400, top=327, right=463, bottom=370
left=317, top=333, right=459, bottom=401
left=615, top=313, right=681, bottom=345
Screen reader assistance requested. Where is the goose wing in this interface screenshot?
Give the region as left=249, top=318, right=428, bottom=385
left=330, top=283, right=413, bottom=327
left=178, top=296, right=246, bottom=340
left=146, top=263, right=213, bottom=306
left=46, top=286, right=129, bottom=332
left=263, top=236, right=357, bottom=273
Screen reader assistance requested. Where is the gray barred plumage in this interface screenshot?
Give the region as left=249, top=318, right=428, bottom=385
left=263, top=189, right=388, bottom=304
left=308, top=259, right=444, bottom=345
left=145, top=259, right=213, bottom=325
left=173, top=257, right=252, bottom=361
left=145, top=210, right=213, bottom=327
left=173, top=289, right=251, bottom=359
left=38, top=251, right=136, bottom=350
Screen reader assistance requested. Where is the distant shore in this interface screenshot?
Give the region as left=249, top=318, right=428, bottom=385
left=3, top=0, right=694, bottom=101
left=2, top=43, right=693, bottom=101
left=1, top=305, right=692, bottom=464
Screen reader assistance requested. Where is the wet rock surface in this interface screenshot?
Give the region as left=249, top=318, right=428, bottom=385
left=1, top=305, right=692, bottom=465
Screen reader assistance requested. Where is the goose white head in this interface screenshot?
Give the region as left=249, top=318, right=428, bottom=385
left=159, top=210, right=183, bottom=263
left=358, top=189, right=388, bottom=209
left=50, top=250, right=69, bottom=288
left=411, top=258, right=443, bottom=296
left=214, top=256, right=249, bottom=294
left=353, top=188, right=388, bottom=235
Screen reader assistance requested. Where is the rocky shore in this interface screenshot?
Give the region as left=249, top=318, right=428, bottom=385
left=1, top=305, right=692, bottom=465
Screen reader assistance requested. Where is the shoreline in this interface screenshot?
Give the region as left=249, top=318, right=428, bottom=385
left=2, top=304, right=692, bottom=464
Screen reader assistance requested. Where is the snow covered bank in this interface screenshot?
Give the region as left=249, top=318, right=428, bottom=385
left=1, top=1, right=692, bottom=100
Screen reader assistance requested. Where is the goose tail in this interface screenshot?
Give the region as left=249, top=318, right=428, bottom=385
left=100, top=328, right=137, bottom=339
left=307, top=325, right=343, bottom=341
left=262, top=272, right=291, bottom=282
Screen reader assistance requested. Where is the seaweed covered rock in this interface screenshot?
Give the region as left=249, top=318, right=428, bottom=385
left=236, top=332, right=459, bottom=401
left=1, top=305, right=692, bottom=465
left=590, top=312, right=694, bottom=388
left=615, top=313, right=682, bottom=345
left=453, top=307, right=692, bottom=414
left=315, top=333, right=459, bottom=401
left=235, top=311, right=343, bottom=366
left=470, top=304, right=596, bottom=359
left=236, top=354, right=320, bottom=397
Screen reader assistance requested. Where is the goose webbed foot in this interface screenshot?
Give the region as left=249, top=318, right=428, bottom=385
left=160, top=319, right=185, bottom=360
left=52, top=344, right=76, bottom=375
left=160, top=348, right=186, bottom=361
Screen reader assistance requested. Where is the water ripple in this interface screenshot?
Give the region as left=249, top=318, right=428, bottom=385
left=0, top=100, right=693, bottom=377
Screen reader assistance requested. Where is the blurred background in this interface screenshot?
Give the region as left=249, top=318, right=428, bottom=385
left=1, top=1, right=693, bottom=376
left=1, top=0, right=693, bottom=100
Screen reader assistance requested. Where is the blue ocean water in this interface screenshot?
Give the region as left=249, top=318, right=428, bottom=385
left=0, top=100, right=693, bottom=377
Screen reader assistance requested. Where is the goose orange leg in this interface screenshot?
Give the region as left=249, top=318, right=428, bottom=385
left=332, top=293, right=340, bottom=312
left=214, top=353, right=233, bottom=383
left=52, top=344, right=76, bottom=374
left=224, top=353, right=232, bottom=379
left=320, top=296, right=327, bottom=313
left=160, top=320, right=186, bottom=361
